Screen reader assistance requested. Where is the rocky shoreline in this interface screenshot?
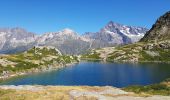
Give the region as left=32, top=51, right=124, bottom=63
left=81, top=58, right=170, bottom=64
left=0, top=62, right=78, bottom=81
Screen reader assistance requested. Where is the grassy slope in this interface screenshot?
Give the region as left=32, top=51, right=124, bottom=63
left=81, top=41, right=170, bottom=62
left=123, top=79, right=170, bottom=96
left=0, top=46, right=78, bottom=76
left=81, top=50, right=101, bottom=61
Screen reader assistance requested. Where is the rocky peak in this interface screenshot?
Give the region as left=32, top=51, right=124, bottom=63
left=103, top=21, right=123, bottom=32
left=0, top=27, right=36, bottom=40
left=60, top=28, right=77, bottom=36
left=11, top=28, right=36, bottom=40
left=62, top=28, right=74, bottom=33
left=10, top=27, right=27, bottom=33
left=0, top=22, right=148, bottom=55
left=141, top=11, right=170, bottom=42
left=102, top=21, right=148, bottom=35
left=156, top=11, right=170, bottom=27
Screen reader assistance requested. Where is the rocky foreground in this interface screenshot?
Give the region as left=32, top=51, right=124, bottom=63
left=0, top=85, right=169, bottom=100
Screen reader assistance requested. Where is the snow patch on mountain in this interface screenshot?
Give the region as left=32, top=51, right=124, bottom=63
left=0, top=21, right=148, bottom=54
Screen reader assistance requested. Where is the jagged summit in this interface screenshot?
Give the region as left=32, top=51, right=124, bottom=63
left=141, top=11, right=170, bottom=42
left=96, top=21, right=148, bottom=44
left=62, top=28, right=75, bottom=33
left=0, top=21, right=148, bottom=54
left=104, top=21, right=123, bottom=30
left=83, top=12, right=170, bottom=62
left=59, top=28, right=77, bottom=36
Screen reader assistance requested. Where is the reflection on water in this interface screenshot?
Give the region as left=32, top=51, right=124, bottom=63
left=0, top=62, right=170, bottom=88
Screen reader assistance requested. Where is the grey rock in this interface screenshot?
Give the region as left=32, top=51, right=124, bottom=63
left=0, top=22, right=148, bottom=55
left=141, top=11, right=170, bottom=42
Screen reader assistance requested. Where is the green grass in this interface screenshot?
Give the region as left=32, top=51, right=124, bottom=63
left=14, top=62, right=39, bottom=71
left=0, top=89, right=15, bottom=96
left=107, top=41, right=170, bottom=62
left=158, top=49, right=170, bottom=61
left=0, top=47, right=78, bottom=75
left=123, top=83, right=170, bottom=96
left=25, top=47, right=60, bottom=60
left=139, top=48, right=170, bottom=62
left=81, top=51, right=101, bottom=60
left=62, top=56, right=73, bottom=63
left=27, top=47, right=59, bottom=55
left=0, top=62, right=39, bottom=73
left=139, top=51, right=155, bottom=61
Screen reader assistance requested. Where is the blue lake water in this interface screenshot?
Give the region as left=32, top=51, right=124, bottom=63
left=1, top=62, right=170, bottom=88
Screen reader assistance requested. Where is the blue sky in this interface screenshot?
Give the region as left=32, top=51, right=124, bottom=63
left=0, top=0, right=170, bottom=34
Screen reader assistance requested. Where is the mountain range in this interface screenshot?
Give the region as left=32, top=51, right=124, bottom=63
left=0, top=21, right=148, bottom=54
left=82, top=11, right=170, bottom=62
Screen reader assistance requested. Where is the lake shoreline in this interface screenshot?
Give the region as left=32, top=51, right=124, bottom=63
left=0, top=62, right=170, bottom=97
left=81, top=58, right=170, bottom=64
left=1, top=62, right=170, bottom=87
left=0, top=62, right=78, bottom=82
left=1, top=58, right=169, bottom=82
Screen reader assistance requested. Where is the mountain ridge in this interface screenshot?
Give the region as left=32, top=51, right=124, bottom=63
left=82, top=11, right=170, bottom=62
left=141, top=11, right=170, bottom=42
left=0, top=21, right=148, bottom=54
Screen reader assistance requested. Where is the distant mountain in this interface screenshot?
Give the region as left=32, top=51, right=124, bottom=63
left=0, top=27, right=37, bottom=54
left=83, top=21, right=148, bottom=46
left=82, top=11, right=170, bottom=62
left=36, top=28, right=90, bottom=54
left=141, top=11, right=170, bottom=42
left=0, top=22, right=148, bottom=54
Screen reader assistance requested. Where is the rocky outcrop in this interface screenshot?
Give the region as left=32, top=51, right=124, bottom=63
left=141, top=11, right=170, bottom=42
left=142, top=40, right=170, bottom=50
left=0, top=46, right=79, bottom=80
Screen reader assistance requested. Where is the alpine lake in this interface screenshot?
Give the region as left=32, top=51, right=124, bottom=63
left=1, top=62, right=170, bottom=88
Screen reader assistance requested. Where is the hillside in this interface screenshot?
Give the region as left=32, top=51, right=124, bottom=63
left=0, top=46, right=78, bottom=79
left=141, top=11, right=170, bottom=42
left=81, top=11, right=170, bottom=62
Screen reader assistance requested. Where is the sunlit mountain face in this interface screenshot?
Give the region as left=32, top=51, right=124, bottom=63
left=0, top=22, right=148, bottom=55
